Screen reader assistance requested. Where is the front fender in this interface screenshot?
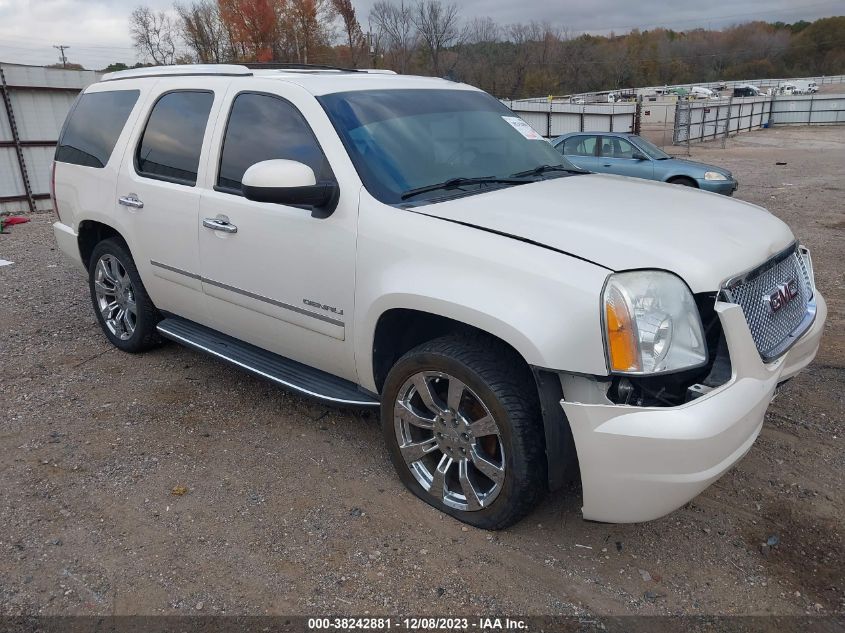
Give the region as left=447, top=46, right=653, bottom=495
left=659, top=167, right=704, bottom=183
left=354, top=196, right=611, bottom=392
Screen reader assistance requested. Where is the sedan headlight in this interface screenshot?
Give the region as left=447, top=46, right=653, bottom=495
left=603, top=271, right=707, bottom=374
left=704, top=171, right=728, bottom=181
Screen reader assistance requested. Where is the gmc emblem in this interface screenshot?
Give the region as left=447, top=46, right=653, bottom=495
left=766, top=278, right=799, bottom=313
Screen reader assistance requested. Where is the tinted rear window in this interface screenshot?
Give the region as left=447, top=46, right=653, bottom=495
left=55, top=90, right=139, bottom=168
left=136, top=91, right=214, bottom=186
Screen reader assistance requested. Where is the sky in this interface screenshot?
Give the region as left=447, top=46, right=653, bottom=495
left=0, top=0, right=843, bottom=70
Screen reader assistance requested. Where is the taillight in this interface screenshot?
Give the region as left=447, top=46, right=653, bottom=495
left=50, top=160, right=62, bottom=222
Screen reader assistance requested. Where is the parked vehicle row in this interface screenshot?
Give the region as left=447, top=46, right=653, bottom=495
left=51, top=64, right=825, bottom=529
left=768, top=81, right=819, bottom=96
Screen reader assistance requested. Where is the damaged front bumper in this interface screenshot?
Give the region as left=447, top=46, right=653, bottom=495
left=562, top=292, right=827, bottom=523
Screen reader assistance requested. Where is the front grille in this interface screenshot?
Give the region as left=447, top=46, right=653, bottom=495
left=722, top=245, right=814, bottom=361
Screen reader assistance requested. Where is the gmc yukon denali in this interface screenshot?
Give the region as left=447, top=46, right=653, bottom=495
left=50, top=64, right=826, bottom=529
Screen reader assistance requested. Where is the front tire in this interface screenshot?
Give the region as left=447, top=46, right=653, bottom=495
left=381, top=335, right=547, bottom=529
left=668, top=176, right=698, bottom=188
left=88, top=238, right=161, bottom=353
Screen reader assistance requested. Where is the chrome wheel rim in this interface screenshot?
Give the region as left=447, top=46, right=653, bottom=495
left=394, top=371, right=505, bottom=511
left=93, top=254, right=137, bottom=341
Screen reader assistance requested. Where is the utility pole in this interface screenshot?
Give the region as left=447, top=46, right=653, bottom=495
left=53, top=45, right=70, bottom=68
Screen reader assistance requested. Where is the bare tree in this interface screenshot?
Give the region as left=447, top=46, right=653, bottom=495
left=413, top=0, right=464, bottom=76
left=370, top=0, right=417, bottom=73
left=175, top=1, right=229, bottom=63
left=466, top=16, right=499, bottom=44
left=129, top=6, right=177, bottom=65
left=331, top=0, right=365, bottom=67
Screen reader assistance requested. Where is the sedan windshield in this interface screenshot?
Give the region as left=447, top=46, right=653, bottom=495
left=632, top=136, right=671, bottom=160
left=318, top=89, right=580, bottom=204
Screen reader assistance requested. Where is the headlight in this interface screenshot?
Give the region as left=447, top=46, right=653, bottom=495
left=603, top=271, right=707, bottom=374
left=704, top=171, right=728, bottom=181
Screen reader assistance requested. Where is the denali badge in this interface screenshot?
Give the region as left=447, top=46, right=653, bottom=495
left=303, top=298, right=344, bottom=316
left=765, top=278, right=799, bottom=313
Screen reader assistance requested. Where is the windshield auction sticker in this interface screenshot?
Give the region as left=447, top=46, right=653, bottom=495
left=501, top=116, right=544, bottom=140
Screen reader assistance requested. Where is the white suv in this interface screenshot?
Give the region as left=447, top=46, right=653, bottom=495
left=51, top=64, right=826, bottom=529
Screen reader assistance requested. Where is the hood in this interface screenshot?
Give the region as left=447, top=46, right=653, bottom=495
left=417, top=174, right=795, bottom=293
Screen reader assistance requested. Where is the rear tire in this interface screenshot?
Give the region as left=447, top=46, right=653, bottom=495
left=381, top=335, right=547, bottom=530
left=88, top=238, right=161, bottom=353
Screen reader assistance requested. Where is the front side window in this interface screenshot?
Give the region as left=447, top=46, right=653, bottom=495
left=217, top=93, right=333, bottom=193
left=136, top=91, right=214, bottom=185
left=318, top=89, right=579, bottom=205
left=632, top=136, right=670, bottom=160
left=562, top=135, right=596, bottom=157
left=599, top=136, right=636, bottom=159
left=56, top=90, right=139, bottom=168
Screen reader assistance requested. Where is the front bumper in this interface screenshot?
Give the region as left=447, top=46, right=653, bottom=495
left=562, top=292, right=826, bottom=523
left=698, top=178, right=738, bottom=195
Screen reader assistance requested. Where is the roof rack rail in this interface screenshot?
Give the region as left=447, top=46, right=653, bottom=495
left=242, top=62, right=362, bottom=72
left=101, top=64, right=253, bottom=82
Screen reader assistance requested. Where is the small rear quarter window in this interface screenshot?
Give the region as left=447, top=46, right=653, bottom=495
left=55, top=90, right=139, bottom=168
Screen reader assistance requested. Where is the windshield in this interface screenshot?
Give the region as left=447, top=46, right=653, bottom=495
left=318, top=89, right=579, bottom=204
left=632, top=136, right=671, bottom=160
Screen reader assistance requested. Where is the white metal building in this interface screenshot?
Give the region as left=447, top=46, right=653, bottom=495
left=0, top=62, right=102, bottom=214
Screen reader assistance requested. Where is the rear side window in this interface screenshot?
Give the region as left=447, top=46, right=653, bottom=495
left=217, top=92, right=333, bottom=193
left=136, top=91, right=214, bottom=186
left=55, top=90, right=139, bottom=168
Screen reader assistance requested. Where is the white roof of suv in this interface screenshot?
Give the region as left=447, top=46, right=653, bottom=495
left=100, top=63, right=461, bottom=96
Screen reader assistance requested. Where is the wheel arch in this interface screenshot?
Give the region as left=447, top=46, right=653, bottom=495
left=368, top=304, right=578, bottom=492
left=666, top=174, right=699, bottom=187
left=77, top=220, right=128, bottom=270
left=366, top=300, right=544, bottom=395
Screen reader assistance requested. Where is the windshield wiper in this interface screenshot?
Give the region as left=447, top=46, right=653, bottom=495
left=400, top=176, right=528, bottom=200
left=510, top=164, right=585, bottom=178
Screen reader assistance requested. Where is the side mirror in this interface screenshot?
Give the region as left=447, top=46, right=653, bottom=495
left=241, top=159, right=339, bottom=216
left=631, top=151, right=648, bottom=161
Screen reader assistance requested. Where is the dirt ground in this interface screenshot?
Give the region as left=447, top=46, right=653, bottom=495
left=0, top=125, right=842, bottom=618
left=815, top=83, right=845, bottom=95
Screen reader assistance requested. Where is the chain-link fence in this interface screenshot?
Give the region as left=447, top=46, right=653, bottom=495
left=502, top=98, right=637, bottom=138
left=670, top=93, right=845, bottom=147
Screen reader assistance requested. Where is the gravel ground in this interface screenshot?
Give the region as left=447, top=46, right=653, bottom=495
left=0, top=125, right=842, bottom=618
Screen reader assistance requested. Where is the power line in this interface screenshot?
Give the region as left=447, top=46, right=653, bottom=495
left=53, top=44, right=70, bottom=68
left=0, top=32, right=136, bottom=52
left=0, top=40, right=135, bottom=53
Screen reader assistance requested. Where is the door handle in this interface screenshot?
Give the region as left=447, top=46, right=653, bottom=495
left=118, top=194, right=144, bottom=209
left=203, top=218, right=238, bottom=234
